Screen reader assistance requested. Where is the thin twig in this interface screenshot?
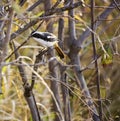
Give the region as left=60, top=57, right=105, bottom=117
left=10, top=1, right=82, bottom=40
left=3, top=8, right=13, bottom=57
left=113, top=0, right=120, bottom=12
left=78, top=2, right=115, bottom=47
left=33, top=20, right=44, bottom=32
left=5, top=36, right=30, bottom=61
left=51, top=0, right=62, bottom=10
left=19, top=0, right=27, bottom=6
left=27, top=0, right=43, bottom=11
left=31, top=48, right=48, bottom=90
left=91, top=0, right=102, bottom=120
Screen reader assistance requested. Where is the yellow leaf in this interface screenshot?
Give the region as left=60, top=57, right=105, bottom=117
left=31, top=11, right=44, bottom=19
left=74, top=15, right=84, bottom=22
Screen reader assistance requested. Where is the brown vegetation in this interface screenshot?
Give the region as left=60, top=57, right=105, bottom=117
left=0, top=0, right=120, bottom=121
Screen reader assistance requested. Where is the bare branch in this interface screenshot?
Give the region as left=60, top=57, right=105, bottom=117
left=77, top=2, right=115, bottom=48
left=113, top=0, right=120, bottom=12
left=68, top=0, right=76, bottom=45
left=10, top=1, right=82, bottom=40
left=13, top=41, right=42, bottom=121
left=91, top=0, right=102, bottom=120
left=3, top=8, right=13, bottom=57
left=31, top=48, right=48, bottom=90
left=67, top=1, right=100, bottom=120
left=27, top=0, right=43, bottom=11
left=19, top=0, right=27, bottom=6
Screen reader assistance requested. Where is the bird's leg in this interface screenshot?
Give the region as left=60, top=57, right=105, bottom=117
left=38, top=47, right=48, bottom=63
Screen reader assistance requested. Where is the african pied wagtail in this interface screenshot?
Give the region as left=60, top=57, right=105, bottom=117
left=31, top=31, right=64, bottom=59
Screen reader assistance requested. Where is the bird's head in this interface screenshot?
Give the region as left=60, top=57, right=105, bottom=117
left=30, top=31, right=57, bottom=42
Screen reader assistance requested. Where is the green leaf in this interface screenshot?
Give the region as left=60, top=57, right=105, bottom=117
left=101, top=43, right=113, bottom=66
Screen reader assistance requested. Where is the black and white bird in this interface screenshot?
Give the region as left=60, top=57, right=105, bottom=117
left=30, top=31, right=64, bottom=59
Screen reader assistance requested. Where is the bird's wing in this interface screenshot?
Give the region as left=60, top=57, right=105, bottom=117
left=43, top=32, right=57, bottom=42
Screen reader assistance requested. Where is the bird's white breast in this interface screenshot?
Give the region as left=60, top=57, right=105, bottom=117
left=33, top=37, right=57, bottom=47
